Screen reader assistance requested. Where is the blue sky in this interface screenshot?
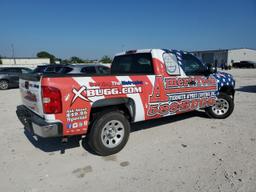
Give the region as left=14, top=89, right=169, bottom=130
left=0, top=0, right=255, bottom=59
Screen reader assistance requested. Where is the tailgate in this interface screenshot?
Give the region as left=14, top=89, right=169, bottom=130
left=19, top=74, right=44, bottom=117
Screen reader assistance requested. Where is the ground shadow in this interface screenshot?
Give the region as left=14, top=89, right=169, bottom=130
left=24, top=130, right=81, bottom=153
left=236, top=85, right=256, bottom=93
left=131, top=110, right=208, bottom=132
left=23, top=110, right=209, bottom=155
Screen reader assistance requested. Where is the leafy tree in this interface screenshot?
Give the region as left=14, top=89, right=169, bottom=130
left=37, top=51, right=56, bottom=63
left=70, top=56, right=84, bottom=63
left=100, top=55, right=112, bottom=63
left=0, top=55, right=2, bottom=64
left=60, top=59, right=70, bottom=64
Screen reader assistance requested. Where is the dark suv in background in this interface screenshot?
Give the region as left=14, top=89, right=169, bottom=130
left=232, top=61, right=256, bottom=68
left=0, top=67, right=32, bottom=90
left=0, top=64, right=110, bottom=90
left=32, top=64, right=110, bottom=75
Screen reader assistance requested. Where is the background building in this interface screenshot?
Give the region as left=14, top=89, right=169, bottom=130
left=192, top=48, right=256, bottom=67
left=0, top=57, right=50, bottom=68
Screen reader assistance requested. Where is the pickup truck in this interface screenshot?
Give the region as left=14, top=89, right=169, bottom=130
left=16, top=49, right=235, bottom=156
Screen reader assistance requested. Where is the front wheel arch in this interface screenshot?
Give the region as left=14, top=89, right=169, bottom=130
left=219, top=86, right=235, bottom=98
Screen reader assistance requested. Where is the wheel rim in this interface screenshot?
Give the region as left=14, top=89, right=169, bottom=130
left=0, top=81, right=8, bottom=90
left=101, top=120, right=125, bottom=148
left=212, top=98, right=229, bottom=116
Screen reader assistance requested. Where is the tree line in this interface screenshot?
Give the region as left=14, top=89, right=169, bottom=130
left=36, top=51, right=112, bottom=64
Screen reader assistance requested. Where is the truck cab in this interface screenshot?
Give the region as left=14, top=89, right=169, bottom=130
left=16, top=49, right=235, bottom=156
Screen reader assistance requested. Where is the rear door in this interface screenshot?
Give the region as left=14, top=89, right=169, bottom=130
left=111, top=52, right=155, bottom=122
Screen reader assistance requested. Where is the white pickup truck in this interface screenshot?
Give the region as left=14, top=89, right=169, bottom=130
left=17, top=49, right=235, bottom=155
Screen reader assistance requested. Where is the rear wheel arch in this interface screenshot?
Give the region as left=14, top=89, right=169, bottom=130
left=89, top=97, right=136, bottom=125
left=0, top=78, right=9, bottom=83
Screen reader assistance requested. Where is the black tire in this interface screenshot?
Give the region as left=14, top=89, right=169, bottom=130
left=205, top=93, right=234, bottom=119
left=87, top=111, right=130, bottom=156
left=0, top=80, right=9, bottom=90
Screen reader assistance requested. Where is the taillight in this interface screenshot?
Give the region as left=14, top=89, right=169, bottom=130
left=42, top=86, right=62, bottom=114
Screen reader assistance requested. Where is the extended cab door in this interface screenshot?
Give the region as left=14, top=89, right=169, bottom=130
left=147, top=51, right=217, bottom=117
left=111, top=51, right=156, bottom=122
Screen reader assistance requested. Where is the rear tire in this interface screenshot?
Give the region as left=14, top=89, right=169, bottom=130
left=205, top=93, right=234, bottom=119
left=87, top=111, right=130, bottom=156
left=0, top=80, right=9, bottom=90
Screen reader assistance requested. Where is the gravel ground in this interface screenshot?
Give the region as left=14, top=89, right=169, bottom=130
left=0, top=69, right=255, bottom=192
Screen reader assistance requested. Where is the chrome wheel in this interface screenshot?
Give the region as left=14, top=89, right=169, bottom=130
left=212, top=98, right=229, bottom=116
left=0, top=80, right=8, bottom=90
left=101, top=120, right=125, bottom=148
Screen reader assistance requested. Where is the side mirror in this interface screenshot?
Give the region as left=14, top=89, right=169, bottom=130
left=206, top=63, right=217, bottom=74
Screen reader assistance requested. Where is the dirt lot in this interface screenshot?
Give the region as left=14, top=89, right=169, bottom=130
left=0, top=69, right=255, bottom=192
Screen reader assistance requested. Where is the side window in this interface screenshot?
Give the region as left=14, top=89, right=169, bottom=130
left=163, top=53, right=180, bottom=75
left=58, top=67, right=73, bottom=74
left=81, top=66, right=97, bottom=74
left=97, top=66, right=110, bottom=74
left=45, top=66, right=55, bottom=73
left=33, top=66, right=47, bottom=73
left=54, top=67, right=63, bottom=73
left=21, top=68, right=32, bottom=74
left=8, top=68, right=22, bottom=73
left=181, top=54, right=207, bottom=76
left=0, top=68, right=10, bottom=72
left=111, top=53, right=154, bottom=74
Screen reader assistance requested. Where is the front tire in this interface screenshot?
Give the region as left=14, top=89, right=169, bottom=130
left=87, top=111, right=130, bottom=156
left=205, top=93, right=234, bottom=119
left=0, top=80, right=9, bottom=90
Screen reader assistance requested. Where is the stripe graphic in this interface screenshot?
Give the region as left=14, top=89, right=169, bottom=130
left=116, top=76, right=145, bottom=122
left=129, top=75, right=154, bottom=120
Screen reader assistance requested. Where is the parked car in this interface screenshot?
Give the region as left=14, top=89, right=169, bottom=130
left=16, top=49, right=235, bottom=156
left=232, top=61, right=256, bottom=68
left=32, top=64, right=110, bottom=75
left=0, top=67, right=32, bottom=90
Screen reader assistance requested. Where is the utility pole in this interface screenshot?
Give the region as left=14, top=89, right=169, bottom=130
left=11, top=44, right=16, bottom=65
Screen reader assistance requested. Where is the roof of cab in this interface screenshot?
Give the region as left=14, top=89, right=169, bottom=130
left=115, top=49, right=153, bottom=56
left=115, top=49, right=190, bottom=56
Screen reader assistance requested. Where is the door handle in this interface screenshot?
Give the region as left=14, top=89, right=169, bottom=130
left=188, top=80, right=196, bottom=85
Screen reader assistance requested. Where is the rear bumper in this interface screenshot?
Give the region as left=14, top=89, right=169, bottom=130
left=16, top=105, right=63, bottom=138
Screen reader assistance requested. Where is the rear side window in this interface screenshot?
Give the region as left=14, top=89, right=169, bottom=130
left=111, top=53, right=154, bottom=74
left=45, top=66, right=55, bottom=73
left=81, top=66, right=97, bottom=74
left=21, top=68, right=32, bottom=74
left=55, top=67, right=73, bottom=74
left=2, top=68, right=22, bottom=73
left=33, top=66, right=47, bottom=73
left=97, top=66, right=110, bottom=74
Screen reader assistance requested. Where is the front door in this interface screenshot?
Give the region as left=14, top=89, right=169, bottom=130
left=147, top=51, right=217, bottom=117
